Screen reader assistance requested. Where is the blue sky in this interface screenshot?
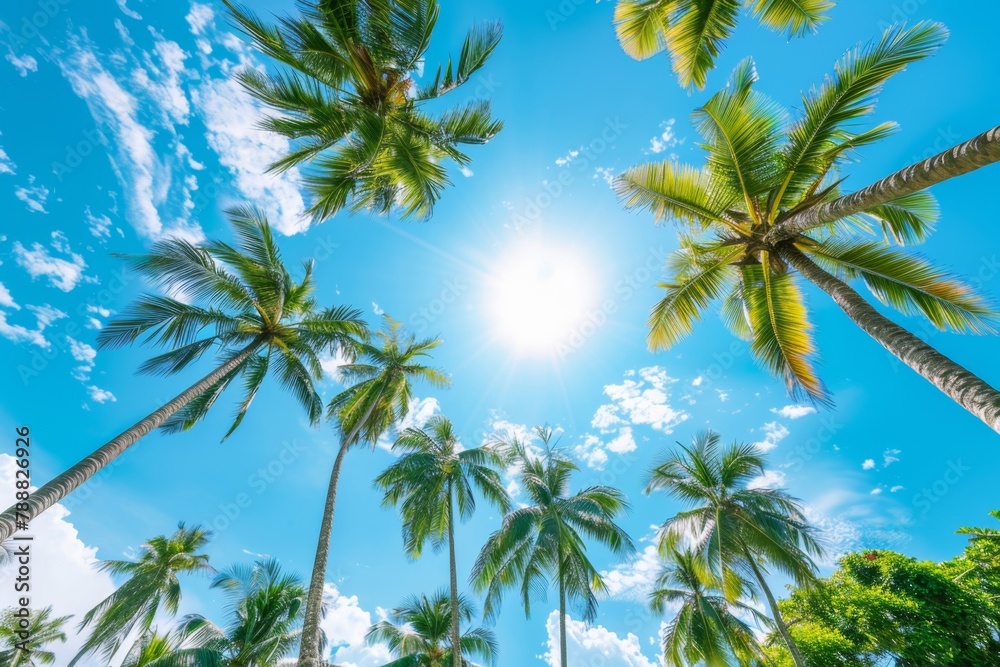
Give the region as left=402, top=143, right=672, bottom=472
left=1, top=0, right=999, bottom=664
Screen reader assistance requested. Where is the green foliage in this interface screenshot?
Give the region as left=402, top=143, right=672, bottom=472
left=616, top=23, right=997, bottom=405
left=0, top=607, right=70, bottom=667
left=471, top=428, right=635, bottom=624
left=170, top=559, right=306, bottom=666
left=98, top=205, right=369, bottom=439
left=376, top=415, right=511, bottom=558
left=328, top=316, right=450, bottom=448
left=766, top=538, right=1000, bottom=667
left=614, top=0, right=834, bottom=89
left=365, top=591, right=498, bottom=667
left=224, top=0, right=503, bottom=220
left=70, top=523, right=213, bottom=666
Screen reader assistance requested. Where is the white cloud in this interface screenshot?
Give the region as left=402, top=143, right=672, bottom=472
left=376, top=397, right=440, bottom=453
left=58, top=34, right=203, bottom=242
left=193, top=72, right=308, bottom=235
left=0, top=282, right=19, bottom=310
left=554, top=147, right=581, bottom=166
left=13, top=231, right=91, bottom=292
left=0, top=304, right=67, bottom=349
left=601, top=539, right=662, bottom=603
left=14, top=175, right=49, bottom=213
left=116, top=0, right=142, bottom=20
left=0, top=455, right=116, bottom=665
left=593, top=166, right=615, bottom=187
left=870, top=487, right=883, bottom=495
left=0, top=144, right=15, bottom=175
left=647, top=118, right=679, bottom=155
left=770, top=404, right=816, bottom=420
left=882, top=449, right=901, bottom=468
left=133, top=35, right=191, bottom=126
left=87, top=385, right=117, bottom=404
left=592, top=366, right=688, bottom=433
left=890, top=485, right=904, bottom=493
left=186, top=3, right=215, bottom=35
left=543, top=611, right=658, bottom=667
left=67, top=336, right=98, bottom=381
left=320, top=584, right=393, bottom=667
left=748, top=469, right=787, bottom=490
left=6, top=49, right=38, bottom=76
left=752, top=421, right=789, bottom=453
left=862, top=459, right=876, bottom=470
left=85, top=207, right=113, bottom=239
left=573, top=427, right=636, bottom=471
left=691, top=376, right=703, bottom=387
left=458, top=165, right=474, bottom=178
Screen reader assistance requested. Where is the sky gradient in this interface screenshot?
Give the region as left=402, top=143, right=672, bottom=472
left=1, top=0, right=999, bottom=665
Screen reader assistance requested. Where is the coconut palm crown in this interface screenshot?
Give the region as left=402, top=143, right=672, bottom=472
left=615, top=23, right=1000, bottom=428
left=614, top=0, right=835, bottom=89
left=225, top=0, right=504, bottom=221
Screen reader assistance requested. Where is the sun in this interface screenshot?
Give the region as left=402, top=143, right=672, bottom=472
left=487, top=240, right=596, bottom=355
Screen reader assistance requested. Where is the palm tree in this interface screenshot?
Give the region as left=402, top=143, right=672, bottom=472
left=375, top=416, right=511, bottom=667
left=0, top=206, right=368, bottom=541
left=70, top=523, right=213, bottom=666
left=471, top=427, right=635, bottom=667
left=118, top=629, right=185, bottom=667
left=652, top=548, right=763, bottom=667
left=365, top=590, right=498, bottom=667
left=615, top=23, right=1000, bottom=433
left=613, top=0, right=834, bottom=89
left=224, top=0, right=504, bottom=221
left=169, top=558, right=305, bottom=666
left=0, top=606, right=70, bottom=667
left=645, top=431, right=822, bottom=667
left=299, top=317, right=450, bottom=667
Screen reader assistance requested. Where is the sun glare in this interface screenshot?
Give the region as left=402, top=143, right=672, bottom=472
left=488, top=241, right=596, bottom=354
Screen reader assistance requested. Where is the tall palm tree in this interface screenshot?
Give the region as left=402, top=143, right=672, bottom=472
left=70, top=523, right=213, bottom=666
left=0, top=206, right=368, bottom=541
left=365, top=590, right=498, bottom=667
left=299, top=317, right=450, bottom=667
left=471, top=428, right=635, bottom=667
left=615, top=23, right=1000, bottom=433
left=652, top=548, right=763, bottom=667
left=0, top=606, right=70, bottom=667
left=169, top=559, right=305, bottom=666
left=613, top=0, right=834, bottom=89
left=645, top=431, right=823, bottom=667
left=224, top=0, right=504, bottom=221
left=375, top=416, right=511, bottom=667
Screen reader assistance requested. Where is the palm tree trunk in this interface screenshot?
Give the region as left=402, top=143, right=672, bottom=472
left=768, top=125, right=1000, bottom=242
left=781, top=245, right=1000, bottom=433
left=298, top=440, right=349, bottom=667
left=447, top=484, right=462, bottom=667
left=0, top=339, right=263, bottom=542
left=558, top=558, right=568, bottom=667
left=298, top=399, right=381, bottom=667
left=745, top=554, right=806, bottom=667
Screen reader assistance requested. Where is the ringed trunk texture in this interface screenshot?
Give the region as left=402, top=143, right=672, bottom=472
left=782, top=246, right=1000, bottom=433
left=558, top=559, right=568, bottom=667
left=447, top=488, right=462, bottom=667
left=0, top=340, right=263, bottom=543
left=746, top=555, right=807, bottom=667
left=298, top=441, right=350, bottom=667
left=768, top=125, right=1000, bottom=242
